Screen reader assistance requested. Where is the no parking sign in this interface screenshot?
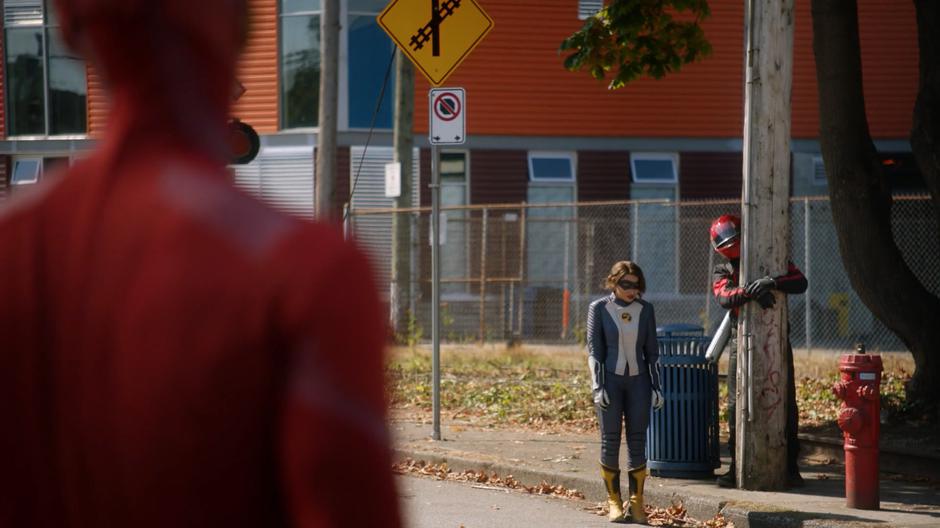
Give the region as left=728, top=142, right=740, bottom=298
left=429, top=87, right=465, bottom=145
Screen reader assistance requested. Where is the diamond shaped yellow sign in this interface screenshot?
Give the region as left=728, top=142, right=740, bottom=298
left=377, top=0, right=494, bottom=86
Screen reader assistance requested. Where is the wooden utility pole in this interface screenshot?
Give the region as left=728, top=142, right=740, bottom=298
left=738, top=0, right=795, bottom=490
left=315, top=0, right=339, bottom=220
left=391, top=51, right=415, bottom=334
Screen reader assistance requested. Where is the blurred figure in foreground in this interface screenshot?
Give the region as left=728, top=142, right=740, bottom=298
left=0, top=1, right=401, bottom=526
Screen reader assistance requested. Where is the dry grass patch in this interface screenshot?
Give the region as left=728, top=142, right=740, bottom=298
left=388, top=345, right=918, bottom=435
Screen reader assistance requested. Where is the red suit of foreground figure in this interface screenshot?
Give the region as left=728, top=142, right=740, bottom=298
left=0, top=1, right=401, bottom=526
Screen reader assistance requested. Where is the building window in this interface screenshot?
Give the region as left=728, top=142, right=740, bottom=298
left=10, top=155, right=69, bottom=185
left=11, top=158, right=40, bottom=185
left=578, top=0, right=602, bottom=20
left=631, top=152, right=678, bottom=183
left=280, top=0, right=395, bottom=131
left=347, top=0, right=394, bottom=129
left=280, top=0, right=322, bottom=129
left=4, top=0, right=87, bottom=137
left=528, top=151, right=575, bottom=182
left=440, top=151, right=469, bottom=294
left=441, top=150, right=468, bottom=201
left=812, top=155, right=827, bottom=185
left=526, top=151, right=576, bottom=289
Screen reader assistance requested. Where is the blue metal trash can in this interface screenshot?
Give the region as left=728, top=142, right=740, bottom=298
left=646, top=324, right=720, bottom=478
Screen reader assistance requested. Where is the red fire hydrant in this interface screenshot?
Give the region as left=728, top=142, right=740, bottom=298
left=832, top=350, right=883, bottom=510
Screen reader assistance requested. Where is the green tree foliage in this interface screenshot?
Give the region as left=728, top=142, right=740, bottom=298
left=560, top=0, right=713, bottom=89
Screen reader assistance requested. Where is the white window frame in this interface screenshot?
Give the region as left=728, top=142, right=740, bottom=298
left=630, top=152, right=678, bottom=183
left=527, top=151, right=576, bottom=183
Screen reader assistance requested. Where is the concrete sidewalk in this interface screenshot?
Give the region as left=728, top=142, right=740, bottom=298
left=392, top=420, right=940, bottom=527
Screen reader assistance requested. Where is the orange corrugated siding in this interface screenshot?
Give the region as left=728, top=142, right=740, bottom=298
left=791, top=0, right=917, bottom=139
left=791, top=0, right=818, bottom=139
left=415, top=0, right=917, bottom=140
left=415, top=0, right=745, bottom=137
left=85, top=1, right=277, bottom=136
left=86, top=64, right=109, bottom=137
left=233, top=0, right=279, bottom=133
left=856, top=0, right=918, bottom=139
left=0, top=1, right=918, bottom=142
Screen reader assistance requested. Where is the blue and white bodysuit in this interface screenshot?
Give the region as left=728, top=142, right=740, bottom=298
left=587, top=293, right=661, bottom=470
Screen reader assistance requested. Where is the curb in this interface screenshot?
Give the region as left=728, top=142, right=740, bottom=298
left=393, top=448, right=600, bottom=501
left=394, top=447, right=804, bottom=528
left=798, top=433, right=940, bottom=481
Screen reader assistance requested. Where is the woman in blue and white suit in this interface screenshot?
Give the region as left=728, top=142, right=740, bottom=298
left=587, top=260, right=662, bottom=524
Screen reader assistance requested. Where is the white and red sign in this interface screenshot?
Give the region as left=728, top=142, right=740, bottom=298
left=429, top=87, right=465, bottom=145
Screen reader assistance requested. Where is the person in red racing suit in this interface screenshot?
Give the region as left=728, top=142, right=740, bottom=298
left=710, top=214, right=807, bottom=489
left=0, top=1, right=401, bottom=526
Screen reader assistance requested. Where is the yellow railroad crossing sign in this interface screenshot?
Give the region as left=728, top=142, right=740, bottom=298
left=377, top=0, right=494, bottom=86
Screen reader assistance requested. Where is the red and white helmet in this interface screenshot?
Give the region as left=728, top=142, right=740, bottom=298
left=710, top=214, right=741, bottom=260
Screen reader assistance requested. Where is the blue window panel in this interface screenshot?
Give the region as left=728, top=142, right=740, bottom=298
left=6, top=27, right=45, bottom=136
left=633, top=159, right=676, bottom=182
left=530, top=157, right=573, bottom=180
left=12, top=159, right=40, bottom=185
left=280, top=14, right=321, bottom=128
left=47, top=29, right=87, bottom=135
left=348, top=15, right=394, bottom=129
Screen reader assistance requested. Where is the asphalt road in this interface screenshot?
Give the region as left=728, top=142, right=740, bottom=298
left=398, top=474, right=643, bottom=528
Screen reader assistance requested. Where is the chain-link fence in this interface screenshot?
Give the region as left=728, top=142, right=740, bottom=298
left=348, top=196, right=939, bottom=353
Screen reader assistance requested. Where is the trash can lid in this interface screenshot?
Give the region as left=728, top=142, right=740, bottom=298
left=657, top=323, right=705, bottom=336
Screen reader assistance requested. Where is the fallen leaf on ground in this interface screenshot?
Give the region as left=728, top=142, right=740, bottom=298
left=393, top=458, right=585, bottom=499
left=646, top=501, right=734, bottom=528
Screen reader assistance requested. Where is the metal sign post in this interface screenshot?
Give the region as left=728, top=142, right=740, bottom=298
left=430, top=144, right=441, bottom=440
left=378, top=0, right=492, bottom=441
left=428, top=87, right=464, bottom=441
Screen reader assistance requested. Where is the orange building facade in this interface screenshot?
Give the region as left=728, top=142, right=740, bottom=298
left=0, top=0, right=921, bottom=208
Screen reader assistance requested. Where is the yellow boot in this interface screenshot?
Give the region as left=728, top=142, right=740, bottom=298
left=627, top=465, right=648, bottom=524
left=600, top=463, right=625, bottom=522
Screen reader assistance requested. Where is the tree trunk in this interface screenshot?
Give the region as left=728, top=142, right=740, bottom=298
left=811, top=0, right=940, bottom=404
left=911, top=0, right=940, bottom=220
left=909, top=0, right=940, bottom=403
